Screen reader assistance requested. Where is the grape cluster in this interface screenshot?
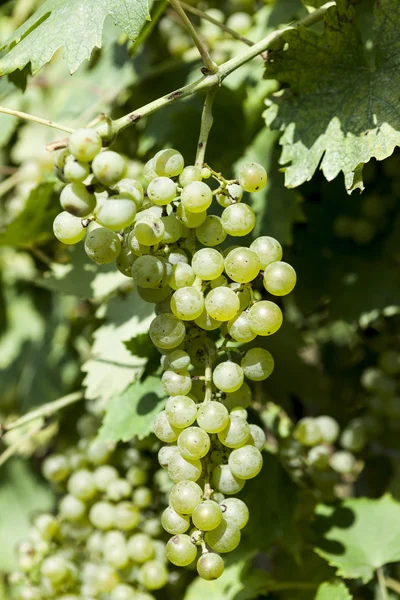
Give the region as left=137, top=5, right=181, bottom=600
left=362, top=347, right=400, bottom=430
left=12, top=414, right=171, bottom=600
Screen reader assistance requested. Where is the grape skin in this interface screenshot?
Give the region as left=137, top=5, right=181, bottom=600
left=53, top=211, right=86, bottom=245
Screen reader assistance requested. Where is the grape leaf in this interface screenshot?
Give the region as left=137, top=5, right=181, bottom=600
left=314, top=495, right=400, bottom=583
left=315, top=582, right=353, bottom=600
left=264, top=0, right=400, bottom=190
left=97, top=376, right=166, bottom=443
left=0, top=0, right=151, bottom=75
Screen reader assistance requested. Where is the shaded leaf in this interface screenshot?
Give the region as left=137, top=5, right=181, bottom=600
left=315, top=581, right=353, bottom=600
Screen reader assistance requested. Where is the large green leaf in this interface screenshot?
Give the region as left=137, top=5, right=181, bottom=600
left=315, top=582, right=353, bottom=600
left=315, top=495, right=400, bottom=583
left=264, top=0, right=400, bottom=189
left=0, top=0, right=151, bottom=75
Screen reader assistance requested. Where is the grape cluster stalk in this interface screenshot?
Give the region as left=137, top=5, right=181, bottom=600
left=51, top=129, right=297, bottom=580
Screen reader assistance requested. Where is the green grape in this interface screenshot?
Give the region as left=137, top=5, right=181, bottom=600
left=161, top=506, right=191, bottom=534
left=379, top=350, right=400, bottom=375
left=195, top=215, right=227, bottom=246
left=223, top=382, right=252, bottom=410
left=205, top=518, right=241, bottom=553
left=170, top=480, right=203, bottom=514
left=213, top=361, right=244, bottom=393
left=227, top=312, right=256, bottom=343
left=92, top=151, right=127, bottom=185
left=133, top=486, right=153, bottom=508
left=361, top=367, right=396, bottom=395
left=294, top=418, right=321, bottom=447
left=87, top=439, right=113, bottom=464
left=93, top=465, right=118, bottom=491
left=171, top=287, right=205, bottom=320
left=84, top=227, right=121, bottom=264
left=89, top=501, right=115, bottom=530
left=67, top=469, right=97, bottom=500
left=181, top=181, right=213, bottom=213
left=197, top=552, right=225, bottom=580
left=263, top=261, right=297, bottom=296
left=211, top=275, right=228, bottom=288
left=59, top=494, right=86, bottom=521
left=192, top=500, right=223, bottom=531
left=195, top=309, right=222, bottom=331
left=134, top=215, right=165, bottom=245
left=147, top=176, right=177, bottom=205
left=221, top=203, right=256, bottom=236
left=178, top=427, right=211, bottom=460
left=113, top=178, right=144, bottom=208
left=63, top=155, right=90, bottom=183
left=127, top=533, right=155, bottom=563
left=168, top=349, right=191, bottom=371
left=168, top=453, right=202, bottom=483
left=107, top=478, right=131, bottom=501
left=96, top=194, right=137, bottom=231
left=226, top=11, right=252, bottom=33
left=179, top=165, right=202, bottom=187
left=250, top=236, right=282, bottom=269
left=329, top=450, right=356, bottom=474
left=228, top=445, right=263, bottom=479
left=41, top=555, right=69, bottom=583
left=110, top=584, right=137, bottom=600
left=94, top=565, right=119, bottom=592
left=149, top=314, right=186, bottom=350
left=238, top=162, right=267, bottom=192
left=197, top=401, right=229, bottom=433
left=144, top=158, right=158, bottom=182
left=19, top=588, right=43, bottom=600
left=53, top=211, right=86, bottom=245
left=177, top=203, right=207, bottom=228
left=169, top=263, right=196, bottom=290
left=315, top=416, right=339, bottom=444
left=241, top=347, right=274, bottom=381
left=60, top=183, right=96, bottom=217
left=34, top=514, right=58, bottom=540
left=68, top=128, right=102, bottom=162
left=126, top=465, right=148, bottom=486
left=142, top=517, right=163, bottom=538
left=220, top=498, right=249, bottom=529
left=218, top=414, right=250, bottom=448
left=230, top=282, right=252, bottom=311
left=205, top=287, right=240, bottom=321
left=201, top=166, right=211, bottom=179
left=114, top=502, right=141, bottom=530
left=162, top=214, right=183, bottom=243
left=307, top=445, right=330, bottom=470
left=42, top=454, right=70, bottom=482
left=166, top=534, right=197, bottom=566
left=116, top=245, right=135, bottom=277
left=192, top=248, right=225, bottom=281
left=140, top=560, right=169, bottom=590
left=166, top=395, right=197, bottom=428
left=247, top=301, right=283, bottom=336
left=218, top=183, right=243, bottom=208
left=340, top=419, right=367, bottom=452
left=248, top=424, right=266, bottom=450
left=162, top=370, right=192, bottom=396
left=138, top=286, right=171, bottom=303
left=153, top=148, right=184, bottom=177
left=153, top=410, right=180, bottom=442
left=104, top=544, right=129, bottom=569
left=224, top=247, right=260, bottom=283
left=132, top=255, right=164, bottom=288
left=212, top=464, right=245, bottom=495
left=127, top=231, right=153, bottom=256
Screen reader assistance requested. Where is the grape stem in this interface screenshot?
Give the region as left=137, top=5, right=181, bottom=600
left=0, top=105, right=74, bottom=133
left=195, top=88, right=218, bottom=169
left=386, top=577, right=400, bottom=595
left=377, top=568, right=389, bottom=600
left=0, top=422, right=44, bottom=468
left=168, top=0, right=218, bottom=75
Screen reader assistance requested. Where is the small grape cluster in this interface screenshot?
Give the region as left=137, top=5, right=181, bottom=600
left=12, top=414, right=171, bottom=600
left=362, top=348, right=400, bottom=430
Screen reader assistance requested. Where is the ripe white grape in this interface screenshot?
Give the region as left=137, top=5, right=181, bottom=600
left=226, top=11, right=252, bottom=34
left=177, top=203, right=207, bottom=228
left=116, top=245, right=135, bottom=276
left=238, top=162, right=267, bottom=192
left=93, top=465, right=118, bottom=491
left=195, top=215, right=227, bottom=246
left=315, top=416, right=340, bottom=444
left=217, top=414, right=250, bottom=448
left=241, top=347, right=274, bottom=381
left=127, top=533, right=154, bottom=563
left=134, top=215, right=165, bottom=245
left=153, top=410, right=180, bottom=443
left=166, top=395, right=197, bottom=428
left=153, top=148, right=184, bottom=177
left=223, top=382, right=252, bottom=410
left=96, top=194, right=137, bottom=230
left=92, top=151, right=127, bottom=185
left=107, top=478, right=131, bottom=501
left=218, top=183, right=243, bottom=208
left=67, top=469, right=96, bottom=500
left=340, top=419, right=367, bottom=452
left=143, top=158, right=158, bottom=182
left=221, top=203, right=256, bottom=236
left=162, top=370, right=192, bottom=396
left=224, top=247, right=260, bottom=283
left=161, top=506, right=191, bottom=534
left=110, top=584, right=137, bottom=600
left=166, top=534, right=197, bottom=566
left=196, top=552, right=225, bottom=580
left=168, top=453, right=202, bottom=483
left=263, top=261, right=297, bottom=296
left=63, top=155, right=90, bottom=183
left=249, top=424, right=266, bottom=450
left=139, top=285, right=171, bottom=303
left=205, top=518, right=241, bottom=553
left=192, top=248, right=225, bottom=280
left=181, top=181, right=213, bottom=212
left=59, top=494, right=86, bottom=521
left=250, top=236, right=282, bottom=269
left=178, top=426, right=211, bottom=460
left=147, top=177, right=177, bottom=205
left=220, top=498, right=249, bottom=529
left=197, top=401, right=229, bottom=433
left=329, top=450, right=356, bottom=474
left=113, top=178, right=144, bottom=208
left=248, top=301, right=283, bottom=336
left=158, top=445, right=180, bottom=469
left=60, top=183, right=96, bottom=217
left=84, top=227, right=121, bottom=264
left=168, top=349, right=191, bottom=371
left=192, top=500, right=223, bottom=531
left=162, top=214, right=183, bottom=243
left=68, top=128, right=102, bottom=162
left=89, top=501, right=115, bottom=530
left=53, top=211, right=86, bottom=245
left=149, top=314, right=186, bottom=349
left=212, top=464, right=245, bottom=495
left=213, top=361, right=244, bottom=393
left=140, top=560, right=169, bottom=590
left=195, top=309, right=222, bottom=331
left=227, top=312, right=256, bottom=343
left=41, top=555, right=69, bottom=583
left=170, top=480, right=203, bottom=514
left=228, top=445, right=263, bottom=479
left=114, top=502, right=140, bottom=530
left=169, top=263, right=195, bottom=290
left=171, top=287, right=205, bottom=320
left=294, top=418, right=321, bottom=447
left=179, top=165, right=202, bottom=186
left=205, top=287, right=240, bottom=321
left=131, top=255, right=164, bottom=288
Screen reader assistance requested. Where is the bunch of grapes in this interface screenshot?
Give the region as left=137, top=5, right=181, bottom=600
left=12, top=413, right=173, bottom=600
left=362, top=346, right=400, bottom=431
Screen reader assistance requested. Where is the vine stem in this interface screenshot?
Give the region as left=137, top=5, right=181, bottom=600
left=0, top=105, right=74, bottom=133
left=0, top=422, right=44, bottom=469
left=377, top=568, right=389, bottom=600
left=168, top=0, right=218, bottom=74
left=195, top=88, right=217, bottom=168
left=386, top=576, right=400, bottom=595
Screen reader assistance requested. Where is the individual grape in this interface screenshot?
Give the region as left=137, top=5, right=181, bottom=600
left=379, top=350, right=400, bottom=375
left=197, top=401, right=229, bottom=433
left=162, top=214, right=183, bottom=243
left=53, top=211, right=86, bottom=245
left=127, top=533, right=155, bottom=563
left=329, top=450, right=356, bottom=474
left=107, top=478, right=131, bottom=501
left=94, top=565, right=119, bottom=592
left=34, top=514, right=59, bottom=540
left=250, top=236, right=282, bottom=269
left=92, top=151, right=127, bottom=185
left=205, top=518, right=241, bottom=553
left=114, top=502, right=141, bottom=530
left=166, top=395, right=197, bottom=428
left=230, top=282, right=252, bottom=310
left=192, top=500, right=223, bottom=531
left=213, top=361, right=244, bottom=393
left=59, top=494, right=86, bottom=521
left=170, top=480, right=203, bottom=514
left=162, top=370, right=192, bottom=396
left=96, top=194, right=137, bottom=230
left=126, top=465, right=148, bottom=486
left=84, top=227, right=121, bottom=264
left=67, top=469, right=97, bottom=500
left=110, top=584, right=137, bottom=600
left=212, top=464, right=245, bottom=495
left=177, top=203, right=207, bottom=228
left=113, top=178, right=144, bottom=208
left=315, top=416, right=340, bottom=444
left=168, top=349, right=191, bottom=371
left=223, top=382, right=252, bottom=410
left=169, top=263, right=196, bottom=290
left=247, top=301, right=283, bottom=336
left=228, top=445, right=263, bottom=479
left=41, top=555, right=69, bottom=583
left=166, top=534, right=197, bottom=566
left=294, top=418, right=321, bottom=447
left=153, top=148, right=184, bottom=178
left=220, top=498, right=249, bottom=529
left=249, top=424, right=266, bottom=450
left=307, top=445, right=330, bottom=470
left=42, top=454, right=70, bottom=482
left=238, top=162, right=267, bottom=192
left=201, top=166, right=211, bottom=178
left=149, top=314, right=186, bottom=350
left=211, top=275, right=228, bottom=288
left=192, top=248, right=225, bottom=281
left=179, top=165, right=202, bottom=187
left=178, top=427, right=211, bottom=460
left=168, top=453, right=202, bottom=483
left=340, top=419, right=367, bottom=452
left=89, top=501, right=115, bottom=530
left=263, top=261, right=297, bottom=296
left=241, top=348, right=274, bottom=381
left=158, top=446, right=180, bottom=470
left=138, top=285, right=171, bottom=303
left=147, top=177, right=177, bottom=206
left=217, top=183, right=243, bottom=208
left=132, top=486, right=153, bottom=508
left=226, top=11, right=252, bottom=33
left=131, top=255, right=164, bottom=288
left=18, top=587, right=42, bottom=600
left=181, top=181, right=213, bottom=213
left=221, top=203, right=256, bottom=236
left=224, top=247, right=260, bottom=283
left=361, top=367, right=396, bottom=395
left=116, top=245, right=135, bottom=276
left=205, top=287, right=240, bottom=321
left=104, top=543, right=130, bottom=569
left=134, top=215, right=165, bottom=245
left=86, top=439, right=114, bottom=465
left=60, top=183, right=96, bottom=218
left=218, top=414, right=250, bottom=448
left=63, top=155, right=90, bottom=183
left=93, top=465, right=118, bottom=491
left=161, top=506, right=191, bottom=535
left=171, top=287, right=205, bottom=320
left=140, top=560, right=169, bottom=590
left=153, top=410, right=180, bottom=443
left=227, top=312, right=256, bottom=343
left=195, top=309, right=222, bottom=331
left=197, top=552, right=225, bottom=580
left=195, top=215, right=227, bottom=246
left=68, top=128, right=102, bottom=162
left=144, top=158, right=158, bottom=182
